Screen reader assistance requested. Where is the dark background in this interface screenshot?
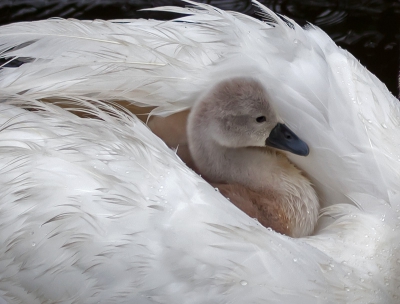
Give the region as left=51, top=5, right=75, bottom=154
left=1, top=0, right=399, bottom=97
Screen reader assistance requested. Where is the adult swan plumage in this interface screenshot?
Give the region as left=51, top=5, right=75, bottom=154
left=0, top=1, right=399, bottom=303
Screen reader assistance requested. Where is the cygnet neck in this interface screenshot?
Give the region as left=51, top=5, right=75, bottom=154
left=188, top=119, right=293, bottom=193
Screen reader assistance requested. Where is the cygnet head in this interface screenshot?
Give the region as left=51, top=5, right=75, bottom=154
left=188, top=77, right=309, bottom=156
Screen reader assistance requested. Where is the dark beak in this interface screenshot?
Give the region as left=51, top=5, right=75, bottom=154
left=265, top=123, right=309, bottom=156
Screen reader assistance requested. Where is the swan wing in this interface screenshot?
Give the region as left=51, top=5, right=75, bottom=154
left=0, top=94, right=363, bottom=303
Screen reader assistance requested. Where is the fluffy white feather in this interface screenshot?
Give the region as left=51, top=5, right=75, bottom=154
left=0, top=1, right=399, bottom=303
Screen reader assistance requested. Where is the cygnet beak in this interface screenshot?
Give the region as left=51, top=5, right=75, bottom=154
left=265, top=123, right=309, bottom=156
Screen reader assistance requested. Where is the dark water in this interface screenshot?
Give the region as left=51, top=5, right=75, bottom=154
left=1, top=0, right=399, bottom=96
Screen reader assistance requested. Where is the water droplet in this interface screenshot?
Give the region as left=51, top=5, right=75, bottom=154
left=240, top=280, right=248, bottom=286
left=293, top=258, right=298, bottom=262
left=293, top=39, right=299, bottom=44
left=214, top=188, right=220, bottom=192
left=381, top=123, right=388, bottom=129
left=32, top=242, right=36, bottom=247
left=344, top=286, right=350, bottom=292
left=125, top=171, right=129, bottom=174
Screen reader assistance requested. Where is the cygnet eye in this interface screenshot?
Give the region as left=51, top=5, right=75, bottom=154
left=256, top=116, right=266, bottom=123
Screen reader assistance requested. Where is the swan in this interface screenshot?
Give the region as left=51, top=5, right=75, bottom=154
left=187, top=76, right=318, bottom=237
left=0, top=1, right=399, bottom=303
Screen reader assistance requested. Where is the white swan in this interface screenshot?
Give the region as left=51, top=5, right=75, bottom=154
left=0, top=1, right=399, bottom=303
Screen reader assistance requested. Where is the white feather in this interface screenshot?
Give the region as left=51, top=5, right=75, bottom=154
left=0, top=1, right=399, bottom=303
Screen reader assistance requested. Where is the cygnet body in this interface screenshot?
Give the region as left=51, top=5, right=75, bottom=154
left=187, top=77, right=319, bottom=237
